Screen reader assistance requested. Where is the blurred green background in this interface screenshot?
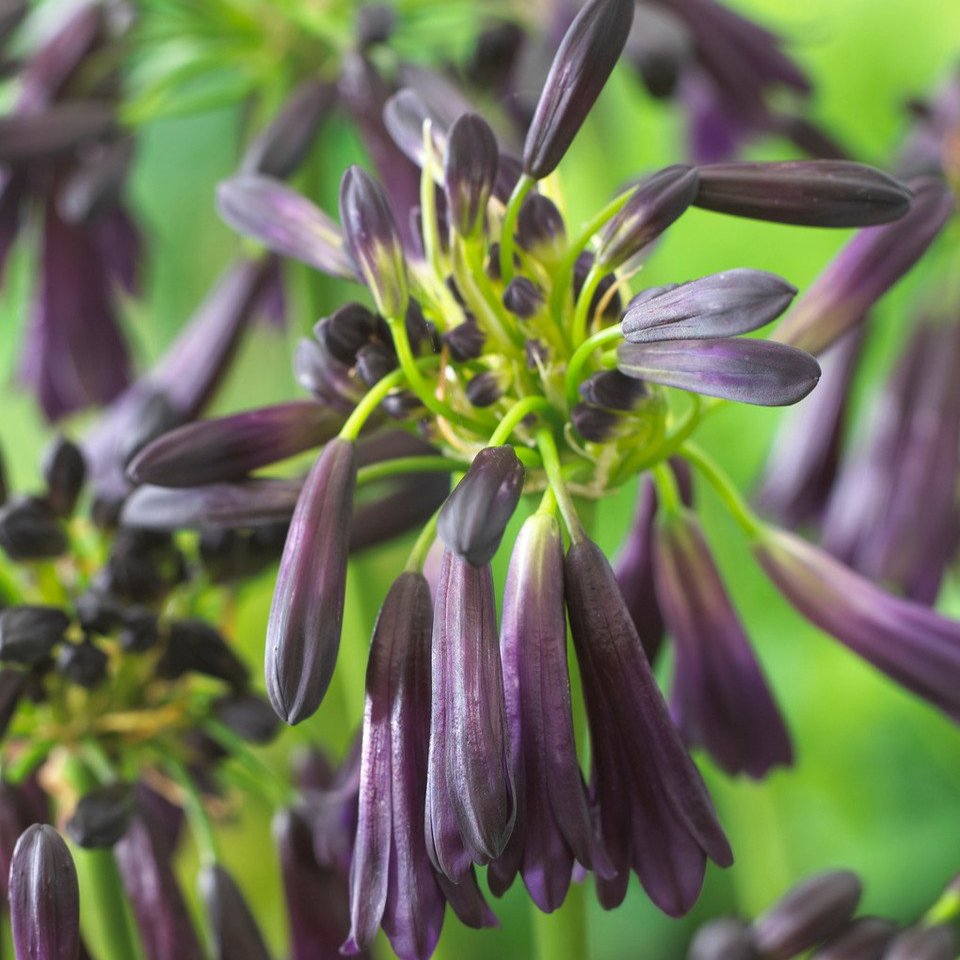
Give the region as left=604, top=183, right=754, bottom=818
left=2, top=0, right=960, bottom=957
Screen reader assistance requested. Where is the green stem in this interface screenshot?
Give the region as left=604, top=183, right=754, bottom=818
left=564, top=324, right=623, bottom=409
left=488, top=396, right=555, bottom=446
left=356, top=455, right=469, bottom=488
left=340, top=365, right=417, bottom=441
left=452, top=238, right=521, bottom=351
left=533, top=890, right=590, bottom=960
left=500, top=174, right=535, bottom=283
left=680, top=442, right=763, bottom=537
left=420, top=120, right=445, bottom=283
left=536, top=429, right=585, bottom=543
left=570, top=262, right=605, bottom=349
left=204, top=719, right=296, bottom=807
left=614, top=393, right=702, bottom=484
left=405, top=510, right=441, bottom=573
left=165, top=757, right=218, bottom=867
left=924, top=878, right=960, bottom=925
left=651, top=462, right=683, bottom=516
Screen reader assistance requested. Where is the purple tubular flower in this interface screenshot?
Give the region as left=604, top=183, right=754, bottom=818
left=622, top=269, right=797, bottom=343
left=200, top=864, right=271, bottom=960
left=751, top=870, right=862, bottom=960
left=654, top=509, right=792, bottom=778
left=523, top=0, right=635, bottom=178
left=693, top=161, right=912, bottom=227
left=444, top=113, right=499, bottom=238
left=115, top=809, right=205, bottom=960
left=42, top=436, right=86, bottom=518
left=266, top=438, right=357, bottom=724
left=426, top=549, right=516, bottom=878
left=596, top=165, right=700, bottom=270
left=813, top=918, right=898, bottom=960
left=340, top=165, right=409, bottom=318
left=687, top=918, right=755, bottom=960
left=383, top=88, right=450, bottom=173
left=754, top=527, right=960, bottom=721
left=772, top=177, right=954, bottom=355
left=756, top=326, right=866, bottom=528
left=346, top=572, right=446, bottom=959
left=0, top=101, right=115, bottom=164
left=217, top=176, right=355, bottom=279
left=565, top=538, right=732, bottom=916
left=241, top=79, right=337, bottom=179
left=884, top=926, right=958, bottom=960
left=436, top=446, right=524, bottom=566
left=9, top=824, right=79, bottom=960
left=489, top=514, right=607, bottom=911
left=127, top=401, right=344, bottom=487
left=516, top=194, right=567, bottom=261
left=617, top=338, right=820, bottom=406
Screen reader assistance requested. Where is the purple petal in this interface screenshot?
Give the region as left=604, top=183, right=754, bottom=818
left=200, top=864, right=271, bottom=960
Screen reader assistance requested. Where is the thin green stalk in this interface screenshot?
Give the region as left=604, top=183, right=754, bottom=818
left=204, top=719, right=297, bottom=807
left=165, top=757, right=218, bottom=867
left=681, top=442, right=763, bottom=537
left=488, top=395, right=556, bottom=446
left=570, top=262, right=605, bottom=349
left=614, top=394, right=702, bottom=484
left=536, top=429, right=585, bottom=543
left=651, top=462, right=683, bottom=516
left=339, top=366, right=416, bottom=441
left=564, top=324, right=623, bottom=408
left=356, top=455, right=469, bottom=488
left=451, top=238, right=521, bottom=351
left=500, top=174, right=535, bottom=282
left=924, top=879, right=960, bottom=925
left=405, top=510, right=441, bottom=573
left=533, top=890, right=590, bottom=960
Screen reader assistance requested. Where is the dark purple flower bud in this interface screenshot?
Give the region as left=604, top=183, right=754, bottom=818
left=580, top=370, right=647, bottom=409
left=156, top=620, right=248, bottom=690
left=516, top=194, right=567, bottom=261
left=427, top=550, right=516, bottom=878
left=118, top=609, right=159, bottom=653
left=573, top=252, right=622, bottom=319
left=625, top=4, right=691, bottom=99
left=267, top=438, right=357, bottom=724
left=75, top=590, right=122, bottom=635
left=503, top=276, right=544, bottom=318
left=41, top=437, right=86, bottom=517
left=212, top=693, right=280, bottom=744
left=623, top=269, right=797, bottom=343
left=217, top=176, right=355, bottom=279
left=565, top=538, right=732, bottom=915
left=687, top=918, right=756, bottom=960
left=200, top=864, right=271, bottom=960
left=694, top=161, right=912, bottom=227
left=0, top=669, right=28, bottom=738
left=340, top=165, right=409, bottom=318
left=494, top=153, right=525, bottom=204
left=596, top=165, right=700, bottom=270
left=127, top=401, right=343, bottom=488
left=437, top=446, right=524, bottom=566
left=444, top=113, right=499, bottom=238
left=295, top=333, right=366, bottom=415
left=0, top=101, right=115, bottom=164
left=444, top=320, right=485, bottom=362
left=241, top=80, right=336, bottom=179
left=346, top=573, right=446, bottom=958
left=525, top=339, right=550, bottom=369
left=489, top=515, right=607, bottom=911
left=57, top=137, right=135, bottom=224
left=355, top=342, right=398, bottom=387
left=813, top=918, right=898, bottom=960
left=654, top=510, right=792, bottom=778
left=467, top=21, right=525, bottom=89
left=884, top=926, right=957, bottom=960
left=752, top=870, right=862, bottom=960
left=754, top=528, right=960, bottom=722
left=66, top=784, right=134, bottom=849
left=773, top=177, right=954, bottom=355
left=117, top=392, right=182, bottom=471
left=0, top=495, right=67, bottom=560
left=570, top=404, right=623, bottom=443
left=0, top=606, right=69, bottom=666
left=9, top=824, right=80, bottom=960
left=383, top=88, right=450, bottom=172
left=466, top=372, right=503, bottom=408
left=523, top=0, right=635, bottom=177
left=618, top=338, right=820, bottom=406
left=101, top=530, right=186, bottom=604
left=116, top=809, right=205, bottom=960
left=320, top=302, right=379, bottom=364
left=57, top=640, right=108, bottom=688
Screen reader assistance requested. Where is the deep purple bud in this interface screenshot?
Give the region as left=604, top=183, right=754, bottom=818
left=523, top=0, right=635, bottom=177
left=466, top=372, right=503, bottom=408
left=570, top=404, right=624, bottom=443
left=623, top=269, right=797, bottom=343
left=617, top=338, right=820, bottom=406
left=217, top=176, right=355, bottom=278
left=516, top=194, right=566, bottom=261
left=0, top=669, right=28, bottom=738
left=596, top=165, right=700, bottom=269
left=340, top=165, right=409, bottom=318
left=267, top=438, right=357, bottom=724
left=241, top=80, right=336, bottom=179
left=752, top=870, right=862, bottom=960
left=573, top=251, right=622, bottom=319
left=66, top=784, right=134, bottom=848
left=580, top=370, right=647, bottom=409
left=503, top=276, right=544, bottom=318
left=654, top=510, right=792, bottom=778
left=426, top=550, right=516, bottom=878
left=0, top=101, right=114, bottom=164
left=295, top=333, right=366, bottom=415
left=687, top=918, right=756, bottom=960
left=773, top=177, right=954, bottom=355
left=813, top=918, right=898, bottom=960
left=156, top=620, right=248, bottom=690
left=756, top=528, right=960, bottom=721
left=382, top=88, right=450, bottom=172
left=42, top=437, right=86, bottom=517
left=489, top=514, right=607, bottom=911
left=0, top=606, right=69, bottom=666
left=320, top=302, right=379, bottom=364
left=127, top=402, right=343, bottom=488
left=437, top=446, right=524, bottom=566
left=212, top=693, right=280, bottom=744
left=355, top=343, right=398, bottom=387
left=118, top=609, right=159, bottom=653
left=200, top=864, right=271, bottom=960
left=444, top=113, right=499, bottom=238
left=0, top=495, right=67, bottom=560
left=9, top=824, right=80, bottom=960
left=694, top=161, right=912, bottom=227
left=884, top=926, right=957, bottom=960
left=625, top=4, right=690, bottom=99
left=565, top=537, right=732, bottom=915
left=443, top=320, right=485, bottom=362
left=57, top=640, right=108, bottom=688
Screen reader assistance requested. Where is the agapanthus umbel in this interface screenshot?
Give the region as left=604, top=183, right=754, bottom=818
left=125, top=0, right=956, bottom=952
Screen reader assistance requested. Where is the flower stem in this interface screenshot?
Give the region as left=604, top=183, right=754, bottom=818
left=533, top=885, right=590, bottom=960
left=564, top=324, right=623, bottom=408
left=536, top=428, right=585, bottom=543
left=924, top=877, right=960, bottom=925
left=488, top=395, right=556, bottom=446
left=570, top=262, right=605, bottom=348
left=356, top=455, right=469, bottom=488
left=680, top=442, right=763, bottom=537
left=165, top=757, right=218, bottom=867
left=405, top=509, right=441, bottom=573
left=339, top=365, right=417, bottom=441
left=500, top=174, right=535, bottom=283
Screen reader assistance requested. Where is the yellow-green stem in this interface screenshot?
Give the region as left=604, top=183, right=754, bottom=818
left=681, top=442, right=763, bottom=538
left=564, top=324, right=623, bottom=409
left=500, top=174, right=535, bottom=283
